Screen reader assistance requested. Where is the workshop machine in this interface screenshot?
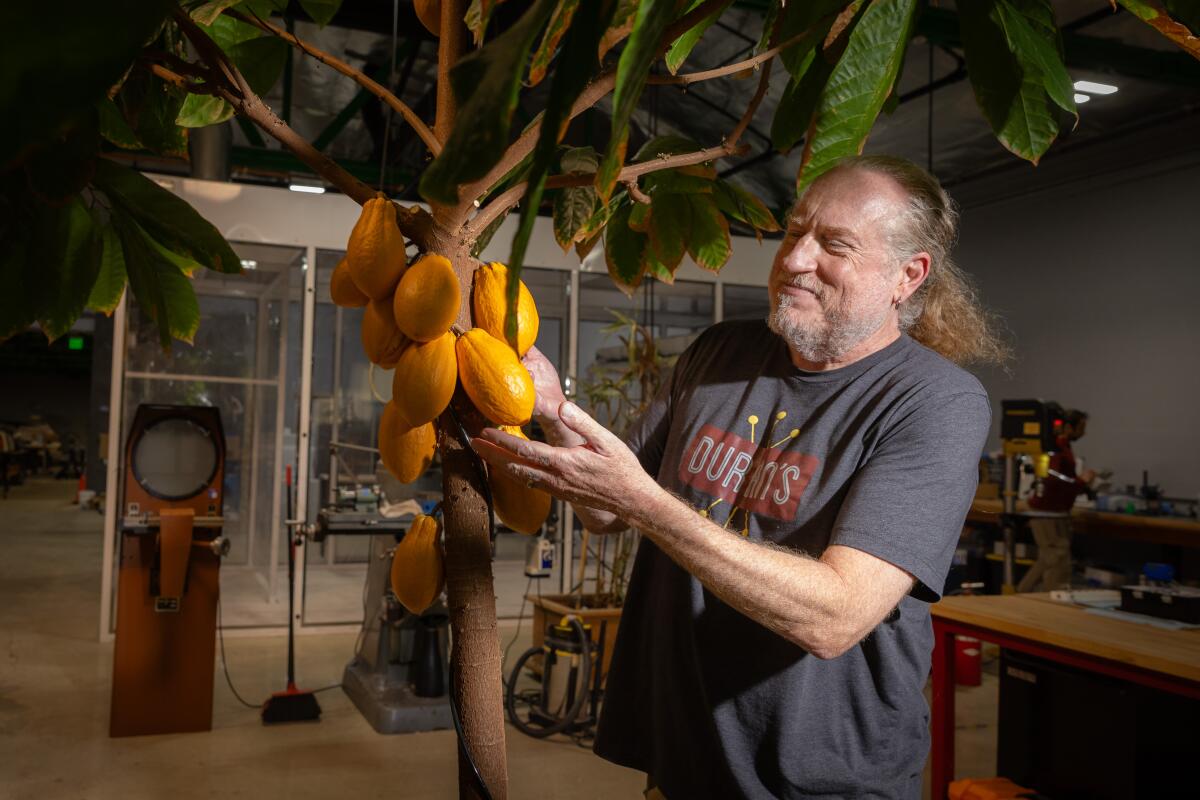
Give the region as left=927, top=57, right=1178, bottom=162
left=110, top=404, right=230, bottom=737
left=311, top=441, right=452, bottom=734
left=998, top=399, right=1065, bottom=592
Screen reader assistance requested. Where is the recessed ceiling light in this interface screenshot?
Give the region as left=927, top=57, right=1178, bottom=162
left=239, top=259, right=258, bottom=270
left=1073, top=80, right=1118, bottom=95
left=1074, top=93, right=1091, bottom=104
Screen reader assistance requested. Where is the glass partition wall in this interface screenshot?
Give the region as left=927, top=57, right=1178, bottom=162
left=103, top=239, right=759, bottom=634
left=113, top=242, right=305, bottom=629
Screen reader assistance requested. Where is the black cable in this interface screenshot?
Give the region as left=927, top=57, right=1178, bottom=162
left=503, top=577, right=535, bottom=669
left=442, top=403, right=496, bottom=800
left=448, top=657, right=494, bottom=800
left=216, top=593, right=262, bottom=710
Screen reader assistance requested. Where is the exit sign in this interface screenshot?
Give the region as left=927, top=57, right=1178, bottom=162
left=67, top=336, right=85, bottom=351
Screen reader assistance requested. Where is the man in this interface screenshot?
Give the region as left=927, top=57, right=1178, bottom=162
left=474, top=156, right=1004, bottom=799
left=1018, top=409, right=1095, bottom=592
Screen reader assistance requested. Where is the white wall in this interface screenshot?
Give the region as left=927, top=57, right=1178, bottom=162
left=953, top=151, right=1200, bottom=498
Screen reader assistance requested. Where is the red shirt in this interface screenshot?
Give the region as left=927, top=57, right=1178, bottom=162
left=1028, top=437, right=1087, bottom=512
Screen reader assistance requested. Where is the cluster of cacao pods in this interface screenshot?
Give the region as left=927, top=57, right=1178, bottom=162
left=330, top=193, right=553, bottom=539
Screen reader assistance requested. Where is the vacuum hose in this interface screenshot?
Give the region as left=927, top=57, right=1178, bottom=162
left=505, top=616, right=591, bottom=738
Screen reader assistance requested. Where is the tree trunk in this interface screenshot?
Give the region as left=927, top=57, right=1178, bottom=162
left=441, top=429, right=508, bottom=800
left=438, top=236, right=509, bottom=798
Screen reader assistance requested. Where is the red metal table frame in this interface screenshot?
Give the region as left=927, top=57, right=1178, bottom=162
left=930, top=615, right=1200, bottom=800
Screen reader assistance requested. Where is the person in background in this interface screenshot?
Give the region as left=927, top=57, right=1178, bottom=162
left=1018, top=409, right=1096, bottom=592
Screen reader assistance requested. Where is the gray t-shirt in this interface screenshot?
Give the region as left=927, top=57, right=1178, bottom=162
left=593, top=320, right=991, bottom=799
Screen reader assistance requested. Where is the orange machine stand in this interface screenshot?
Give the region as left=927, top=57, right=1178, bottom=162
left=109, top=509, right=221, bottom=737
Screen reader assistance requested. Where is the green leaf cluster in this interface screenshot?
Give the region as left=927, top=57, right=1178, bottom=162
left=0, top=2, right=287, bottom=347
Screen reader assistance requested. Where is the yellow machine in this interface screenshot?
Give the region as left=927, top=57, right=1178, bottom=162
left=997, top=400, right=1065, bottom=592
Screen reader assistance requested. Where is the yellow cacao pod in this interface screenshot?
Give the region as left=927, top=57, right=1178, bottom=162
left=414, top=0, right=440, bottom=36
left=391, top=332, right=457, bottom=427
left=330, top=258, right=368, bottom=308
left=390, top=513, right=445, bottom=615
left=488, top=426, right=551, bottom=535
left=471, top=261, right=540, bottom=356
left=346, top=193, right=407, bottom=301
left=393, top=253, right=460, bottom=342
left=361, top=297, right=409, bottom=368
left=378, top=402, right=436, bottom=483
left=455, top=329, right=535, bottom=426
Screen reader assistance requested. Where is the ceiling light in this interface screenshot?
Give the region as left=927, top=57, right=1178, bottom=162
left=239, top=259, right=258, bottom=270
left=1073, top=80, right=1118, bottom=95
left=288, top=176, right=326, bottom=194
left=1074, top=93, right=1091, bottom=104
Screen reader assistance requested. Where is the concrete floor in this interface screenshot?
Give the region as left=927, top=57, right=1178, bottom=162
left=0, top=479, right=998, bottom=798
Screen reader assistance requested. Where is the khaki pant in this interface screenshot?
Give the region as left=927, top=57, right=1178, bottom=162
left=1018, top=516, right=1073, bottom=592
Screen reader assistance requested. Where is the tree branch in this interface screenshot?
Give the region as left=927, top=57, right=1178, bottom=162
left=225, top=8, right=442, bottom=156
left=646, top=28, right=809, bottom=87
left=463, top=139, right=749, bottom=241
left=170, top=19, right=438, bottom=247
left=448, top=0, right=744, bottom=231
left=436, top=0, right=469, bottom=145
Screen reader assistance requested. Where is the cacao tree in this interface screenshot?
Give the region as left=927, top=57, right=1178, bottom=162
left=3, top=1, right=1198, bottom=798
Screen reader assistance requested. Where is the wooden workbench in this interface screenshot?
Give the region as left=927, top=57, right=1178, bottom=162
left=928, top=593, right=1200, bottom=799
left=966, top=498, right=1200, bottom=548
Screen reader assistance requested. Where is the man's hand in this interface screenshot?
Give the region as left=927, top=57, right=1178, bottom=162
left=471, top=400, right=659, bottom=525
left=1080, top=468, right=1097, bottom=484
left=522, top=345, right=567, bottom=422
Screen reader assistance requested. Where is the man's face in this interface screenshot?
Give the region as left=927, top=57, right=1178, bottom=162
left=767, top=168, right=910, bottom=362
left=1068, top=419, right=1087, bottom=441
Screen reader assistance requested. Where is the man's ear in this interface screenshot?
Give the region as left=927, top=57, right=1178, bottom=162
left=894, top=252, right=931, bottom=306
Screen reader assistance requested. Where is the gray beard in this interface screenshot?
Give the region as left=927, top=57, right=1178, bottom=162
left=767, top=292, right=891, bottom=363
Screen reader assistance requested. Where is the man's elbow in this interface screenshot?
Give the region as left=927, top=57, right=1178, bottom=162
left=788, top=624, right=860, bottom=660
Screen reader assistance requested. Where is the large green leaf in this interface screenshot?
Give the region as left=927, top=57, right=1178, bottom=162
left=1163, top=0, right=1200, bottom=32
left=959, top=0, right=1073, bottom=165
left=685, top=193, right=731, bottom=271
left=770, top=47, right=834, bottom=153
left=529, top=0, right=581, bottom=86
left=712, top=180, right=779, bottom=237
left=665, top=0, right=731, bottom=74
left=0, top=191, right=101, bottom=341
left=97, top=97, right=143, bottom=150
left=506, top=0, right=617, bottom=343
left=554, top=186, right=598, bottom=250
left=87, top=225, right=128, bottom=315
left=554, top=146, right=600, bottom=250
left=0, top=1, right=172, bottom=168
left=92, top=159, right=242, bottom=274
left=797, top=0, right=918, bottom=191
left=38, top=200, right=102, bottom=341
left=117, top=70, right=189, bottom=158
left=595, top=0, right=687, bottom=202
left=646, top=192, right=690, bottom=271
left=773, top=0, right=847, bottom=76
left=1118, top=0, right=1200, bottom=58
left=298, top=0, right=343, bottom=27
left=604, top=199, right=648, bottom=294
left=177, top=94, right=235, bottom=128
left=420, top=0, right=558, bottom=205
left=113, top=212, right=201, bottom=349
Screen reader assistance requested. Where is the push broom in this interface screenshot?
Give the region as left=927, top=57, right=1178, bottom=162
left=262, top=465, right=321, bottom=724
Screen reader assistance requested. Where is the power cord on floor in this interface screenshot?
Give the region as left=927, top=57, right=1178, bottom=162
left=502, top=577, right=535, bottom=669
left=216, top=593, right=263, bottom=711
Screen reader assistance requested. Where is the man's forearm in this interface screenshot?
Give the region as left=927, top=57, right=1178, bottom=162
left=623, top=485, right=875, bottom=658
